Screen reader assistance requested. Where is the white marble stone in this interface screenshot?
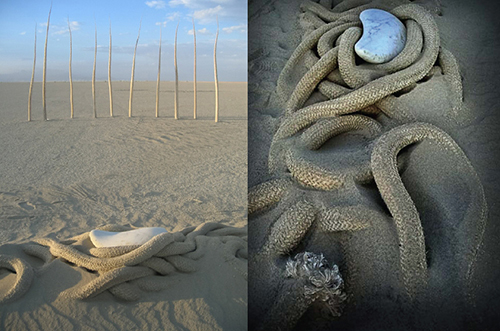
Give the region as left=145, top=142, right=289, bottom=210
left=89, top=227, right=167, bottom=247
left=354, top=9, right=406, bottom=64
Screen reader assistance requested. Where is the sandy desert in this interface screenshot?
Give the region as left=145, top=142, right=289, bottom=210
left=0, top=80, right=248, bottom=330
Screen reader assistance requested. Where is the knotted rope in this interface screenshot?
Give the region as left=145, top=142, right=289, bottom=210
left=0, top=222, right=247, bottom=303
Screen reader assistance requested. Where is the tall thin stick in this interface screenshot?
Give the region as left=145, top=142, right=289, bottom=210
left=42, top=3, right=52, bottom=121
left=92, top=20, right=97, bottom=118
left=214, top=15, right=219, bottom=123
left=174, top=20, right=179, bottom=120
left=129, top=18, right=142, bottom=118
left=155, top=25, right=162, bottom=118
left=28, top=22, right=36, bottom=122
left=193, top=18, right=197, bottom=119
left=68, top=17, right=74, bottom=118
left=108, top=19, right=113, bottom=117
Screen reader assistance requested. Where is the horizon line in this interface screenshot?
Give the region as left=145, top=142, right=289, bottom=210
left=1, top=80, right=248, bottom=84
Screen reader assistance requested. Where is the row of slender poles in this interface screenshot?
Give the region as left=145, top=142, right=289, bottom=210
left=28, top=5, right=220, bottom=122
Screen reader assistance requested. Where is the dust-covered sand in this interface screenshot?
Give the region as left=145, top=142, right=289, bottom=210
left=0, top=80, right=248, bottom=330
left=248, top=0, right=500, bottom=330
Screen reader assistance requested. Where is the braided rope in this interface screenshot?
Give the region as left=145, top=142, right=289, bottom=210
left=0, top=254, right=34, bottom=304
left=250, top=2, right=484, bottom=329
left=15, top=222, right=247, bottom=301
left=263, top=200, right=317, bottom=256
left=371, top=122, right=487, bottom=300
left=248, top=177, right=293, bottom=214
left=274, top=4, right=440, bottom=141
left=301, top=114, right=381, bottom=150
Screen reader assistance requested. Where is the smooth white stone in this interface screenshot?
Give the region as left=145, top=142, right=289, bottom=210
left=89, top=227, right=167, bottom=248
left=354, top=9, right=406, bottom=64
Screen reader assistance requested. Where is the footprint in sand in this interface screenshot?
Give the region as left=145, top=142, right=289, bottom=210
left=18, top=202, right=36, bottom=211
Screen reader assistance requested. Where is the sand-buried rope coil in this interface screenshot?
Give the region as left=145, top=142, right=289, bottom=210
left=265, top=2, right=468, bottom=213
left=268, top=3, right=439, bottom=176
left=0, top=255, right=34, bottom=304
left=273, top=4, right=442, bottom=143
left=371, top=122, right=487, bottom=301
left=8, top=222, right=247, bottom=302
left=249, top=2, right=486, bottom=321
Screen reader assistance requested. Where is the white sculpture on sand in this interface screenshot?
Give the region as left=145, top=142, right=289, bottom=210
left=355, top=8, right=406, bottom=64
left=89, top=227, right=167, bottom=247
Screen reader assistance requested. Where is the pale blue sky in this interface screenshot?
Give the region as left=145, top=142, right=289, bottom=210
left=0, top=0, right=247, bottom=82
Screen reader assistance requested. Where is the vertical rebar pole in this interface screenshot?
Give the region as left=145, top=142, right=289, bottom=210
left=156, top=25, right=162, bottom=118
left=42, top=3, right=52, bottom=121
left=193, top=18, right=197, bottom=119
left=174, top=20, right=179, bottom=120
left=214, top=15, right=219, bottom=123
left=68, top=17, right=74, bottom=118
left=108, top=19, right=113, bottom=117
left=92, top=20, right=97, bottom=118
left=129, top=18, right=142, bottom=118
left=28, top=23, right=36, bottom=122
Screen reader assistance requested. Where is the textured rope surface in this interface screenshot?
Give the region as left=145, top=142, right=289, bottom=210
left=267, top=3, right=457, bottom=188
left=371, top=122, right=487, bottom=300
left=273, top=4, right=440, bottom=142
left=11, top=222, right=248, bottom=302
left=249, top=1, right=485, bottom=325
left=248, top=1, right=487, bottom=330
left=248, top=178, right=293, bottom=214
left=0, top=254, right=34, bottom=304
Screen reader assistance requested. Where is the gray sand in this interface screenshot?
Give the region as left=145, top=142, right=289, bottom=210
left=248, top=0, right=500, bottom=330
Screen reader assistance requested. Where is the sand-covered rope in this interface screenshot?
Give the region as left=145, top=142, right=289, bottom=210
left=276, top=20, right=362, bottom=103
left=301, top=114, right=381, bottom=150
left=247, top=0, right=489, bottom=328
left=263, top=200, right=317, bottom=255
left=261, top=198, right=374, bottom=257
left=284, top=21, right=360, bottom=113
left=15, top=222, right=247, bottom=301
left=248, top=177, right=294, bottom=214
left=261, top=0, right=469, bottom=203
left=285, top=150, right=345, bottom=190
left=267, top=3, right=456, bottom=184
left=319, top=205, right=375, bottom=232
left=0, top=254, right=34, bottom=304
left=249, top=3, right=484, bottom=325
left=273, top=4, right=440, bottom=141
left=300, top=0, right=383, bottom=26
left=252, top=195, right=374, bottom=330
left=371, top=122, right=487, bottom=300
left=33, top=233, right=180, bottom=272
